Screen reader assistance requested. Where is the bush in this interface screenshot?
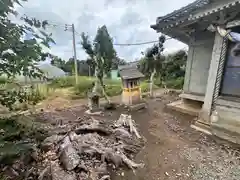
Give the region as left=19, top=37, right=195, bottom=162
left=73, top=78, right=122, bottom=98
left=50, top=76, right=75, bottom=88
left=165, top=77, right=184, bottom=89
left=140, top=82, right=158, bottom=93
left=0, top=116, right=47, bottom=165
left=27, top=84, right=55, bottom=104
left=105, top=84, right=122, bottom=97
left=0, top=77, right=7, bottom=85
left=73, top=78, right=95, bottom=98
left=51, top=76, right=162, bottom=99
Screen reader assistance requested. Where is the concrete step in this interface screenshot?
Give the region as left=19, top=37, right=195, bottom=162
left=211, top=123, right=240, bottom=144
left=167, top=100, right=201, bottom=116
left=215, top=105, right=240, bottom=127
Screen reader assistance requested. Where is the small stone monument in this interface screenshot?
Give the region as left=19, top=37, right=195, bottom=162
left=88, top=91, right=101, bottom=112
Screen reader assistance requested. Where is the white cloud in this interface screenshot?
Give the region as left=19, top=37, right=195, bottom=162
left=17, top=0, right=194, bottom=61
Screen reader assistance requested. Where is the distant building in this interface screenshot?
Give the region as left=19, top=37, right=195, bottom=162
left=110, top=69, right=121, bottom=80
left=15, top=63, right=66, bottom=83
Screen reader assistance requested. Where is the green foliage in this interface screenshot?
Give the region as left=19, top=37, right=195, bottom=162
left=73, top=77, right=122, bottom=98
left=94, top=25, right=116, bottom=76
left=0, top=116, right=47, bottom=165
left=0, top=0, right=55, bottom=109
left=81, top=25, right=117, bottom=78
left=165, top=77, right=184, bottom=89
left=155, top=77, right=184, bottom=89
left=139, top=49, right=187, bottom=89
left=163, top=50, right=187, bottom=80
left=26, top=84, right=55, bottom=104
left=52, top=76, right=155, bottom=98
left=50, top=76, right=76, bottom=88
left=50, top=55, right=66, bottom=71
left=74, top=78, right=95, bottom=97
left=112, top=57, right=127, bottom=70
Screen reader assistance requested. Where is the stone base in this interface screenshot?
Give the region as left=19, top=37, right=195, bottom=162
left=191, top=120, right=212, bottom=135
left=211, top=123, right=240, bottom=145
left=179, top=93, right=204, bottom=102
left=128, top=102, right=146, bottom=111
left=167, top=99, right=202, bottom=116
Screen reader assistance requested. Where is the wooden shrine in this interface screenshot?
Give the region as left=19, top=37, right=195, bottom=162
left=118, top=65, right=144, bottom=106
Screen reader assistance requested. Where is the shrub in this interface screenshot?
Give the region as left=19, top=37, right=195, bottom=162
left=0, top=116, right=47, bottom=165
left=27, top=84, right=55, bottom=104
left=73, top=78, right=95, bottom=98
left=140, top=82, right=158, bottom=93
left=50, top=76, right=75, bottom=88
left=105, top=84, right=122, bottom=97
left=165, top=77, right=184, bottom=89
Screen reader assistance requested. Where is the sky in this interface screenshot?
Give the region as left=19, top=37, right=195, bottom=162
left=17, top=0, right=194, bottom=62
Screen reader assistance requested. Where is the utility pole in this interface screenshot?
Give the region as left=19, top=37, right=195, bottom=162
left=72, top=24, right=78, bottom=84
left=65, top=23, right=78, bottom=84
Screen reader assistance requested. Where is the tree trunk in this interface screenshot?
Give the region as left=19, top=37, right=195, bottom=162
left=92, top=68, right=99, bottom=93
left=99, top=77, right=110, bottom=104
left=149, top=69, right=156, bottom=97
left=92, top=68, right=110, bottom=104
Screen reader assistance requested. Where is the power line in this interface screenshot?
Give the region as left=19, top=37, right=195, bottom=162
left=113, top=37, right=173, bottom=46
left=46, top=22, right=175, bottom=47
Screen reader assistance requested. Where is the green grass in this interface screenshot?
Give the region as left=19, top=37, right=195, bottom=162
left=1, top=75, right=184, bottom=104
left=154, top=77, right=184, bottom=89
left=51, top=76, right=160, bottom=99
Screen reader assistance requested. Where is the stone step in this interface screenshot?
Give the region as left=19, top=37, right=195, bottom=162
left=167, top=100, right=201, bottom=116
left=211, top=123, right=240, bottom=144
left=215, top=105, right=240, bottom=127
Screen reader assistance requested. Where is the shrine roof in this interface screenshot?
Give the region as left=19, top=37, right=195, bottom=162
left=151, top=0, right=240, bottom=31
left=118, top=65, right=144, bottom=80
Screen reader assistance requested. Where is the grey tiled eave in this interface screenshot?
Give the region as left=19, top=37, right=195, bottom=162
left=151, top=0, right=240, bottom=31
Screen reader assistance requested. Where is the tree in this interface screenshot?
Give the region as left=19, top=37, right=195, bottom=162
left=0, top=0, right=54, bottom=109
left=86, top=58, right=95, bottom=76
left=112, top=57, right=127, bottom=70
left=144, top=35, right=166, bottom=96
left=164, top=50, right=187, bottom=79
left=50, top=55, right=67, bottom=71
left=94, top=25, right=117, bottom=77
left=80, top=32, right=110, bottom=103
left=78, top=60, right=90, bottom=76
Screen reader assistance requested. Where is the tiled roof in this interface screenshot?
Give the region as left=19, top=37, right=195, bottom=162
left=156, top=0, right=209, bottom=24
left=118, top=66, right=144, bottom=80
left=151, top=0, right=240, bottom=31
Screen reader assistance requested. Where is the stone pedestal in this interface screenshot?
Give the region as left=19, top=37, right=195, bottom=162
left=88, top=92, right=100, bottom=112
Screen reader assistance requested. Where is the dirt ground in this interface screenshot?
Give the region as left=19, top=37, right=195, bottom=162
left=36, top=92, right=240, bottom=180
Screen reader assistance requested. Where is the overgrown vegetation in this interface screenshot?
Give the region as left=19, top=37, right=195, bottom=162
left=0, top=0, right=53, bottom=175
left=50, top=76, right=157, bottom=99
left=0, top=116, right=47, bottom=165
left=139, top=50, right=187, bottom=89
left=0, top=0, right=54, bottom=110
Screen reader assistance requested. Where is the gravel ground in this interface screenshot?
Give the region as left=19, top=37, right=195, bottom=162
left=110, top=94, right=240, bottom=180
left=29, top=91, right=240, bottom=180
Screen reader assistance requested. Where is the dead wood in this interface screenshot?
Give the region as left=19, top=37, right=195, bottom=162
left=38, top=113, right=144, bottom=180
left=114, top=127, right=132, bottom=139
left=115, top=114, right=141, bottom=139
left=38, top=166, right=51, bottom=180
left=75, top=119, right=112, bottom=136
left=51, top=161, right=77, bottom=180
left=41, top=134, right=64, bottom=151
left=99, top=175, right=110, bottom=180
left=59, top=137, right=80, bottom=171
